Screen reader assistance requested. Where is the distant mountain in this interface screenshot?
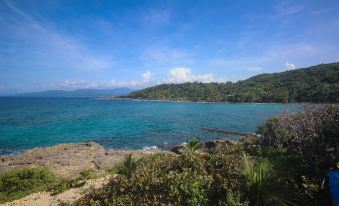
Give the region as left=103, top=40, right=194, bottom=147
left=126, top=62, right=339, bottom=103
left=19, top=88, right=135, bottom=97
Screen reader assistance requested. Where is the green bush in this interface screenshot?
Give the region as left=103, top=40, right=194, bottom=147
left=242, top=153, right=296, bottom=206
left=0, top=167, right=58, bottom=203
left=0, top=167, right=92, bottom=203
left=187, top=138, right=202, bottom=153
left=256, top=104, right=338, bottom=171
left=75, top=144, right=244, bottom=206
left=220, top=192, right=249, bottom=206
left=116, top=154, right=137, bottom=179
left=254, top=104, right=339, bottom=206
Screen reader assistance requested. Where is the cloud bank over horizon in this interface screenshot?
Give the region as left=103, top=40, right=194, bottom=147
left=0, top=0, right=339, bottom=94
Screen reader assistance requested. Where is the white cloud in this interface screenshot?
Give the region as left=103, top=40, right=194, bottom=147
left=209, top=42, right=339, bottom=75
left=196, top=74, right=215, bottom=83
left=141, top=71, right=152, bottom=83
left=2, top=0, right=114, bottom=71
left=13, top=67, right=221, bottom=92
left=169, top=67, right=192, bottom=82
left=51, top=80, right=87, bottom=88
left=168, top=67, right=215, bottom=83
left=142, top=46, right=194, bottom=67
left=285, top=62, right=296, bottom=70
left=49, top=72, right=155, bottom=90
left=50, top=80, right=140, bottom=89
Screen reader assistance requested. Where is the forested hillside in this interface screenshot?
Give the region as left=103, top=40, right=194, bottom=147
left=127, top=62, right=339, bottom=103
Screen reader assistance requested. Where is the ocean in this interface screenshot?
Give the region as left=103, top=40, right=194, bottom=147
left=0, top=97, right=300, bottom=155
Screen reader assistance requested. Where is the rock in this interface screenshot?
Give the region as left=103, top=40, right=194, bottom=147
left=204, top=141, right=218, bottom=149
left=204, top=138, right=236, bottom=149
left=170, top=144, right=186, bottom=154
left=221, top=138, right=235, bottom=145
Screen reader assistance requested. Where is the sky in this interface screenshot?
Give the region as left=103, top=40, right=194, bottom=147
left=0, top=0, right=339, bottom=94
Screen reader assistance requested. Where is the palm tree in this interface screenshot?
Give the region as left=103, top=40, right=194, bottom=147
left=117, top=154, right=137, bottom=179
left=242, top=153, right=295, bottom=206
left=187, top=138, right=201, bottom=153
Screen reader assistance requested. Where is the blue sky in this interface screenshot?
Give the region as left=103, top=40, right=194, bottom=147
left=1, top=0, right=339, bottom=94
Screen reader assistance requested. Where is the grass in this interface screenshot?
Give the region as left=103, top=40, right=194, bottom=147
left=116, top=154, right=137, bottom=179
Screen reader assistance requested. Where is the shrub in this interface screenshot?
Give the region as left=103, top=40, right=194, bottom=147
left=0, top=167, right=58, bottom=203
left=256, top=104, right=338, bottom=171
left=242, top=153, right=296, bottom=206
left=220, top=192, right=249, bottom=206
left=255, top=104, right=339, bottom=205
left=116, top=154, right=137, bottom=179
left=75, top=143, right=244, bottom=206
left=187, top=138, right=202, bottom=153
left=0, top=167, right=92, bottom=203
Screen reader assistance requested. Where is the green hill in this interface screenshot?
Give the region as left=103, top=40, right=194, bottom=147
left=127, top=62, right=339, bottom=103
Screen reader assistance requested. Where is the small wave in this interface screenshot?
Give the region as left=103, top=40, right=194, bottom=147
left=142, top=145, right=158, bottom=151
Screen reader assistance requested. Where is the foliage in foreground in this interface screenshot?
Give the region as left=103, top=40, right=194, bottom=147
left=187, top=138, right=202, bottom=153
left=0, top=167, right=94, bottom=203
left=75, top=104, right=338, bottom=206
left=242, top=153, right=295, bottom=206
left=252, top=104, right=339, bottom=206
left=75, top=144, right=245, bottom=206
left=75, top=145, right=296, bottom=206
left=0, top=167, right=58, bottom=203
left=116, top=154, right=137, bottom=179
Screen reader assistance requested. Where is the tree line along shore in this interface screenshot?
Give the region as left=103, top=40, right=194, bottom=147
left=125, top=62, right=339, bottom=103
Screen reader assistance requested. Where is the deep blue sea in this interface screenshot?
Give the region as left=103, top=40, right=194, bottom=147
left=0, top=97, right=300, bottom=155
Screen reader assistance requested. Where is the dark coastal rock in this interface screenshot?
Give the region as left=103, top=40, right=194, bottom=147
left=171, top=138, right=237, bottom=153
left=204, top=141, right=218, bottom=149
left=221, top=138, right=236, bottom=145
left=171, top=144, right=187, bottom=154
left=204, top=138, right=236, bottom=149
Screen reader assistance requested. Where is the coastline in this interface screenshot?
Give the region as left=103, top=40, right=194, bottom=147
left=95, top=97, right=306, bottom=104
left=0, top=138, right=238, bottom=178
left=0, top=142, right=161, bottom=179
left=0, top=138, right=237, bottom=205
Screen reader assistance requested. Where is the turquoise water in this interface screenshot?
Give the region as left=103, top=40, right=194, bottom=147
left=0, top=97, right=300, bottom=154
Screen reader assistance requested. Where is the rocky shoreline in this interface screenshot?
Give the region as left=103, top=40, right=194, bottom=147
left=0, top=138, right=238, bottom=179
left=0, top=138, right=239, bottom=205
left=0, top=142, right=160, bottom=179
